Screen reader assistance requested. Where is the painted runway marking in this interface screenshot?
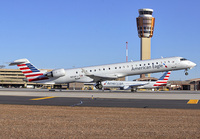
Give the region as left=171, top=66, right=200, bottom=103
left=187, top=99, right=199, bottom=104
left=71, top=101, right=83, bottom=107
left=30, top=96, right=56, bottom=100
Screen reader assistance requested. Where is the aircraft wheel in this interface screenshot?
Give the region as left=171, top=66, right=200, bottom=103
left=95, top=81, right=103, bottom=90
left=131, top=88, right=136, bottom=92
left=95, top=84, right=99, bottom=89
left=98, top=84, right=103, bottom=90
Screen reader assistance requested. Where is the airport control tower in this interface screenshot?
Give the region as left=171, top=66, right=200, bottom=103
left=136, top=8, right=155, bottom=78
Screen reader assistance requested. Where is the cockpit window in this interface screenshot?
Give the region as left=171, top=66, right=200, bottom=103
left=180, top=58, right=187, bottom=61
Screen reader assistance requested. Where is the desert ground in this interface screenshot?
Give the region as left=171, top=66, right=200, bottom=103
left=0, top=104, right=200, bottom=139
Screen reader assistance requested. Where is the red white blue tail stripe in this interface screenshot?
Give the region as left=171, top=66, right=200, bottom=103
left=153, top=71, right=171, bottom=87
left=17, top=61, right=48, bottom=82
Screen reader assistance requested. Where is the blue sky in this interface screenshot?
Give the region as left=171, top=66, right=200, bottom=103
left=0, top=0, right=199, bottom=80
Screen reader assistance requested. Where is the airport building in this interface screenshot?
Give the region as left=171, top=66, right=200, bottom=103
left=136, top=8, right=155, bottom=78
left=0, top=69, right=25, bottom=88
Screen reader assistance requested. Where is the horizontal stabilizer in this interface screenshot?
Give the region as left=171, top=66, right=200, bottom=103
left=9, top=59, right=30, bottom=66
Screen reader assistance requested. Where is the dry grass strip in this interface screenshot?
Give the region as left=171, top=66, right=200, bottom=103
left=0, top=104, right=200, bottom=139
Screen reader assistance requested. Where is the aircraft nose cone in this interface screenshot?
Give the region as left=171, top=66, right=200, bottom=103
left=190, top=62, right=196, bottom=68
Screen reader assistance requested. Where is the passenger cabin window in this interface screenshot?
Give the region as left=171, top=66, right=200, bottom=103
left=90, top=70, right=92, bottom=72
left=156, top=62, right=158, bottom=64
left=76, top=71, right=78, bottom=74
left=115, top=67, right=117, bottom=69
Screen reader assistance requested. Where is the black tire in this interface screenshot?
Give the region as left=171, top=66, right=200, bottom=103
left=98, top=84, right=103, bottom=89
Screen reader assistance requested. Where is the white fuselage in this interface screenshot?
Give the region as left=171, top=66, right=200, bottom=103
left=34, top=57, right=196, bottom=84
left=101, top=81, right=164, bottom=89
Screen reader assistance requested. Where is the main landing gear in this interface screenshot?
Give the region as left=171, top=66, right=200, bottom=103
left=95, top=81, right=103, bottom=90
left=131, top=87, right=137, bottom=92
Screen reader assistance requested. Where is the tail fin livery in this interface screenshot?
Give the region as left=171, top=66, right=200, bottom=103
left=9, top=59, right=48, bottom=82
left=153, top=71, right=171, bottom=87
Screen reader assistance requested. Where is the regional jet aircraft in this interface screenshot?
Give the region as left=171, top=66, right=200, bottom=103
left=9, top=57, right=196, bottom=89
left=101, top=71, right=171, bottom=91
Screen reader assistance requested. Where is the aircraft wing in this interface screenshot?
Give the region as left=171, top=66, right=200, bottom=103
left=82, top=68, right=118, bottom=81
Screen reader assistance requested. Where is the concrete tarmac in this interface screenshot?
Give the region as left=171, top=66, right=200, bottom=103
left=0, top=88, right=200, bottom=109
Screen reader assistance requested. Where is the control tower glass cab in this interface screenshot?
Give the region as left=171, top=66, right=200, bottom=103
left=136, top=9, right=155, bottom=38
left=136, top=8, right=155, bottom=78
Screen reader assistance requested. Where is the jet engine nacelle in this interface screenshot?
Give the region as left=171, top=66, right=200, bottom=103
left=123, top=86, right=130, bottom=90
left=120, top=86, right=130, bottom=90
left=46, top=69, right=66, bottom=78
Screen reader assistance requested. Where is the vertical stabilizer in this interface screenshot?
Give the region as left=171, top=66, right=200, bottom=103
left=153, top=71, right=171, bottom=86
left=9, top=59, right=48, bottom=82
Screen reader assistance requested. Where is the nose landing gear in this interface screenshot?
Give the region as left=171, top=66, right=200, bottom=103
left=185, top=69, right=188, bottom=75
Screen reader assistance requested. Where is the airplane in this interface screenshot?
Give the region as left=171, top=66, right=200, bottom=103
left=9, top=57, right=196, bottom=89
left=101, top=71, right=171, bottom=91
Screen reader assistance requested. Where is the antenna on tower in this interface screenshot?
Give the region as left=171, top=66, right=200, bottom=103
left=126, top=42, right=128, bottom=62
left=126, top=42, right=128, bottom=81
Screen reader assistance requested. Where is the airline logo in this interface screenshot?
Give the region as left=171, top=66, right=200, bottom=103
left=153, top=71, right=171, bottom=87
left=17, top=63, right=48, bottom=82
left=163, top=63, right=167, bottom=68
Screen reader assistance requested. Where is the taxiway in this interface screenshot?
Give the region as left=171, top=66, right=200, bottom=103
left=0, top=88, right=199, bottom=109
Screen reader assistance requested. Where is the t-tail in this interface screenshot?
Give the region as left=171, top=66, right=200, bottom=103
left=9, top=59, right=48, bottom=82
left=153, top=71, right=171, bottom=87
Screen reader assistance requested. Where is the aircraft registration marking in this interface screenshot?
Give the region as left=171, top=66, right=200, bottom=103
left=187, top=99, right=199, bottom=104
left=30, top=96, right=56, bottom=100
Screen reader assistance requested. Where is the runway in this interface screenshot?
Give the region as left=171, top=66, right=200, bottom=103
left=0, top=88, right=200, bottom=109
